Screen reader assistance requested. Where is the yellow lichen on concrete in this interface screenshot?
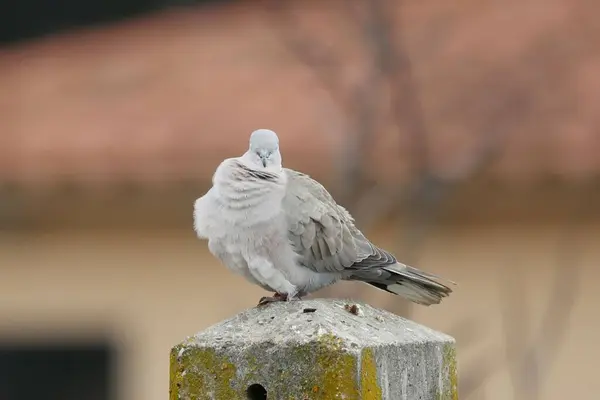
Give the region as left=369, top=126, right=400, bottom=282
left=169, top=346, right=183, bottom=400
left=171, top=345, right=239, bottom=400
left=316, top=333, right=359, bottom=399
left=439, top=343, right=458, bottom=400
left=360, top=348, right=382, bottom=400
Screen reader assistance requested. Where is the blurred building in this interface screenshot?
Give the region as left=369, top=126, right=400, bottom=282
left=1, top=1, right=599, bottom=400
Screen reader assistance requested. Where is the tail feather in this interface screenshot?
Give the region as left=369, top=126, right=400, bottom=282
left=401, top=264, right=457, bottom=286
left=367, top=263, right=454, bottom=306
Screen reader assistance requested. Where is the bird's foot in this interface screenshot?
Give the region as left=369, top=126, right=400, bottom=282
left=257, top=292, right=303, bottom=306
left=257, top=292, right=287, bottom=306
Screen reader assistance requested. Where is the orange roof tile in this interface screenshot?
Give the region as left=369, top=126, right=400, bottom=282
left=0, top=0, right=598, bottom=186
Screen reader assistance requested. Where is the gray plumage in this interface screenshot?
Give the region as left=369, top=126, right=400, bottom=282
left=194, top=129, right=454, bottom=305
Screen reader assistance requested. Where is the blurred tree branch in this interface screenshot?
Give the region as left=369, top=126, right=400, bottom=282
left=266, top=0, right=507, bottom=313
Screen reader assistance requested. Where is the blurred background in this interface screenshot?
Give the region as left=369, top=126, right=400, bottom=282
left=0, top=0, right=599, bottom=399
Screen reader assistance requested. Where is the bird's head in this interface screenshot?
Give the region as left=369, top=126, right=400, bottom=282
left=242, top=129, right=282, bottom=170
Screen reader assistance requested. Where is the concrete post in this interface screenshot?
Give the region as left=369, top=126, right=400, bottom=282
left=170, top=299, right=457, bottom=400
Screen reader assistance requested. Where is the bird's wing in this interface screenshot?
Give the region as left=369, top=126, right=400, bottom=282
left=193, top=187, right=217, bottom=239
left=282, top=168, right=397, bottom=273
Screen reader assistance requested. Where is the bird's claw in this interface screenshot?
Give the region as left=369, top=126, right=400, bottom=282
left=257, top=293, right=286, bottom=306
left=257, top=292, right=302, bottom=306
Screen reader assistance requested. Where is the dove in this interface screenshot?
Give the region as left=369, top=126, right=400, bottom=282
left=194, top=129, right=454, bottom=306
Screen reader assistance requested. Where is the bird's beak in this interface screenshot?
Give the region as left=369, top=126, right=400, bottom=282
left=258, top=152, right=268, bottom=167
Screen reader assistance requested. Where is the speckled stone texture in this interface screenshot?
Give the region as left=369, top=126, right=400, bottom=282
left=170, top=299, right=457, bottom=400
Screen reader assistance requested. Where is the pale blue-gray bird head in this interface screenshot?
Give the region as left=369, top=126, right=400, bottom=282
left=245, top=129, right=282, bottom=169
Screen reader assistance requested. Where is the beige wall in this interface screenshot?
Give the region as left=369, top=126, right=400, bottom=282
left=1, top=222, right=598, bottom=399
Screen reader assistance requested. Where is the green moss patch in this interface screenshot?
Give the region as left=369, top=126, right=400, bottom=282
left=438, top=343, right=458, bottom=400
left=170, top=333, right=385, bottom=399
left=170, top=345, right=237, bottom=400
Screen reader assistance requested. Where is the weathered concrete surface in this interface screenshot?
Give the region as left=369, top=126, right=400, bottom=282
left=170, top=299, right=457, bottom=400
